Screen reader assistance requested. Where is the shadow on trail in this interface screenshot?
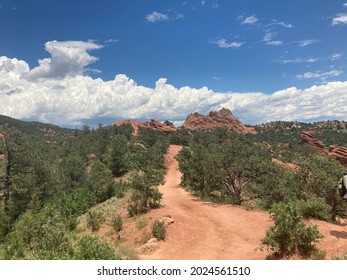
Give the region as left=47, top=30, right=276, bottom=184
left=330, top=230, right=347, bottom=239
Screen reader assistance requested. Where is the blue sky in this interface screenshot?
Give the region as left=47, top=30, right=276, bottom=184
left=0, top=0, right=347, bottom=126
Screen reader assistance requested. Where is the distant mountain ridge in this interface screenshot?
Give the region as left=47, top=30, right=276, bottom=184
left=0, top=115, right=74, bottom=141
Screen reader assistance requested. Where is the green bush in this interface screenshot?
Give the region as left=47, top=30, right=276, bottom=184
left=111, top=214, right=123, bottom=232
left=113, top=181, right=129, bottom=199
left=87, top=210, right=104, bottom=232
left=75, top=235, right=119, bottom=260
left=152, top=219, right=166, bottom=240
left=333, top=251, right=347, bottom=260
left=261, top=201, right=323, bottom=258
left=127, top=176, right=163, bottom=216
left=298, top=197, right=331, bottom=221
left=0, top=208, right=74, bottom=260
left=311, top=249, right=327, bottom=260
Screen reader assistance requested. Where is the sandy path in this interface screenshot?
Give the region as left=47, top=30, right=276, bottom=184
left=141, top=145, right=347, bottom=260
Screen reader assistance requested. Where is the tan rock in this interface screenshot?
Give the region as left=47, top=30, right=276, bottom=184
left=159, top=216, right=175, bottom=226
left=272, top=158, right=300, bottom=170
left=140, top=238, right=159, bottom=253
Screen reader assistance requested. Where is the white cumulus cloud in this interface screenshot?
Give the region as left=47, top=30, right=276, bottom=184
left=332, top=13, right=347, bottom=25
left=22, top=40, right=103, bottom=81
left=1, top=40, right=347, bottom=127
left=220, top=82, right=347, bottom=124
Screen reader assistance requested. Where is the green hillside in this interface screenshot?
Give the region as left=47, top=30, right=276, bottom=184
left=0, top=115, right=346, bottom=260
left=0, top=115, right=74, bottom=142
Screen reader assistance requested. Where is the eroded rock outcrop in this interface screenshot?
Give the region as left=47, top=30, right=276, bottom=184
left=299, top=131, right=325, bottom=150
left=272, top=158, right=300, bottom=171
left=300, top=130, right=347, bottom=165
left=114, top=119, right=176, bottom=136
left=328, top=146, right=347, bottom=165
left=182, top=108, right=256, bottom=134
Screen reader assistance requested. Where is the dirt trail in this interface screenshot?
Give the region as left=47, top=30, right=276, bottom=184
left=141, top=145, right=347, bottom=259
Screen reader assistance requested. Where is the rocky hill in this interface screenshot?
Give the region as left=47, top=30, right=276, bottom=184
left=182, top=108, right=257, bottom=134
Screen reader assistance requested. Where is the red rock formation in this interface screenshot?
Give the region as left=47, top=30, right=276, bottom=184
left=182, top=108, right=256, bottom=134
left=299, top=131, right=325, bottom=150
left=114, top=119, right=176, bottom=136
left=272, top=158, right=300, bottom=170
left=328, top=145, right=347, bottom=165
left=299, top=131, right=347, bottom=165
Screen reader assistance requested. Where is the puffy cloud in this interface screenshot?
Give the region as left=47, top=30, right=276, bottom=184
left=332, top=13, right=347, bottom=25
left=1, top=40, right=347, bottom=127
left=0, top=54, right=228, bottom=125
left=239, top=15, right=258, bottom=25
left=22, top=40, right=103, bottom=81
left=220, top=82, right=347, bottom=124
left=146, top=11, right=169, bottom=23
left=209, top=38, right=244, bottom=48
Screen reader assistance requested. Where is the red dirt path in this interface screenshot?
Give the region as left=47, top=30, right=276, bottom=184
left=141, top=145, right=347, bottom=260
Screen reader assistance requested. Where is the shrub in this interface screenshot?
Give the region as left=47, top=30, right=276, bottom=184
left=1, top=208, right=74, bottom=260
left=333, top=252, right=347, bottom=260
left=127, top=176, right=163, bottom=216
left=111, top=214, right=123, bottom=233
left=75, top=235, right=119, bottom=260
left=152, top=219, right=166, bottom=240
left=311, top=249, right=327, bottom=260
left=261, top=201, right=323, bottom=258
left=87, top=210, right=104, bottom=232
left=298, top=197, right=331, bottom=221
left=136, top=217, right=148, bottom=230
